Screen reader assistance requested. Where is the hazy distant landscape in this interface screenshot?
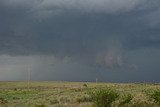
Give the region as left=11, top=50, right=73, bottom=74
left=0, top=81, right=160, bottom=107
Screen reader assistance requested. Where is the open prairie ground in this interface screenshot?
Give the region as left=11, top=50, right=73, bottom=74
left=0, top=81, right=160, bottom=107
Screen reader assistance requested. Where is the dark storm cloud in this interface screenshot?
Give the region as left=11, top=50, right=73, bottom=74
left=0, top=0, right=159, bottom=56
left=0, top=0, right=160, bottom=81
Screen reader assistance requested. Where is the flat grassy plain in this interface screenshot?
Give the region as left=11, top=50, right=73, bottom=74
left=0, top=81, right=160, bottom=107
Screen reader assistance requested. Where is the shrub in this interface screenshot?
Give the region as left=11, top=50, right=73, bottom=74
left=59, top=96, right=70, bottom=103
left=50, top=99, right=59, bottom=104
left=76, top=95, right=92, bottom=103
left=149, top=90, right=160, bottom=104
left=132, top=93, right=157, bottom=107
left=90, top=89, right=119, bottom=107
left=83, top=83, right=88, bottom=87
left=119, top=94, right=133, bottom=107
left=14, top=88, right=17, bottom=91
left=0, top=98, right=8, bottom=104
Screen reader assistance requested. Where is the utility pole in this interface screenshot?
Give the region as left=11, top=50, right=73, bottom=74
left=96, top=78, right=98, bottom=83
left=27, top=64, right=31, bottom=91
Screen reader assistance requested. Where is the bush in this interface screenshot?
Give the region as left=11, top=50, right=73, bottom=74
left=76, top=95, right=92, bottom=103
left=50, top=99, right=59, bottom=104
left=0, top=98, right=8, bottom=104
left=83, top=83, right=88, bottom=87
left=59, top=96, right=70, bottom=103
left=149, top=90, right=160, bottom=104
left=119, top=94, right=133, bottom=107
left=90, top=89, right=119, bottom=107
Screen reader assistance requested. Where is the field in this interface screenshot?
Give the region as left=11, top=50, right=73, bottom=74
left=0, top=81, right=160, bottom=107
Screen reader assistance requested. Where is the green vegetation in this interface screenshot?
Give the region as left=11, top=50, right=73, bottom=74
left=119, top=94, right=133, bottom=107
left=146, top=89, right=160, bottom=105
left=90, top=89, right=119, bottom=107
left=0, top=82, right=160, bottom=107
left=152, top=90, right=160, bottom=104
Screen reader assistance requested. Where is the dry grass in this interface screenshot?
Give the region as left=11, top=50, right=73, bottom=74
left=0, top=81, right=160, bottom=107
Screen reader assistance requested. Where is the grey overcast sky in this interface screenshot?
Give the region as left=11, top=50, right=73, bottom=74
left=0, top=0, right=160, bottom=82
